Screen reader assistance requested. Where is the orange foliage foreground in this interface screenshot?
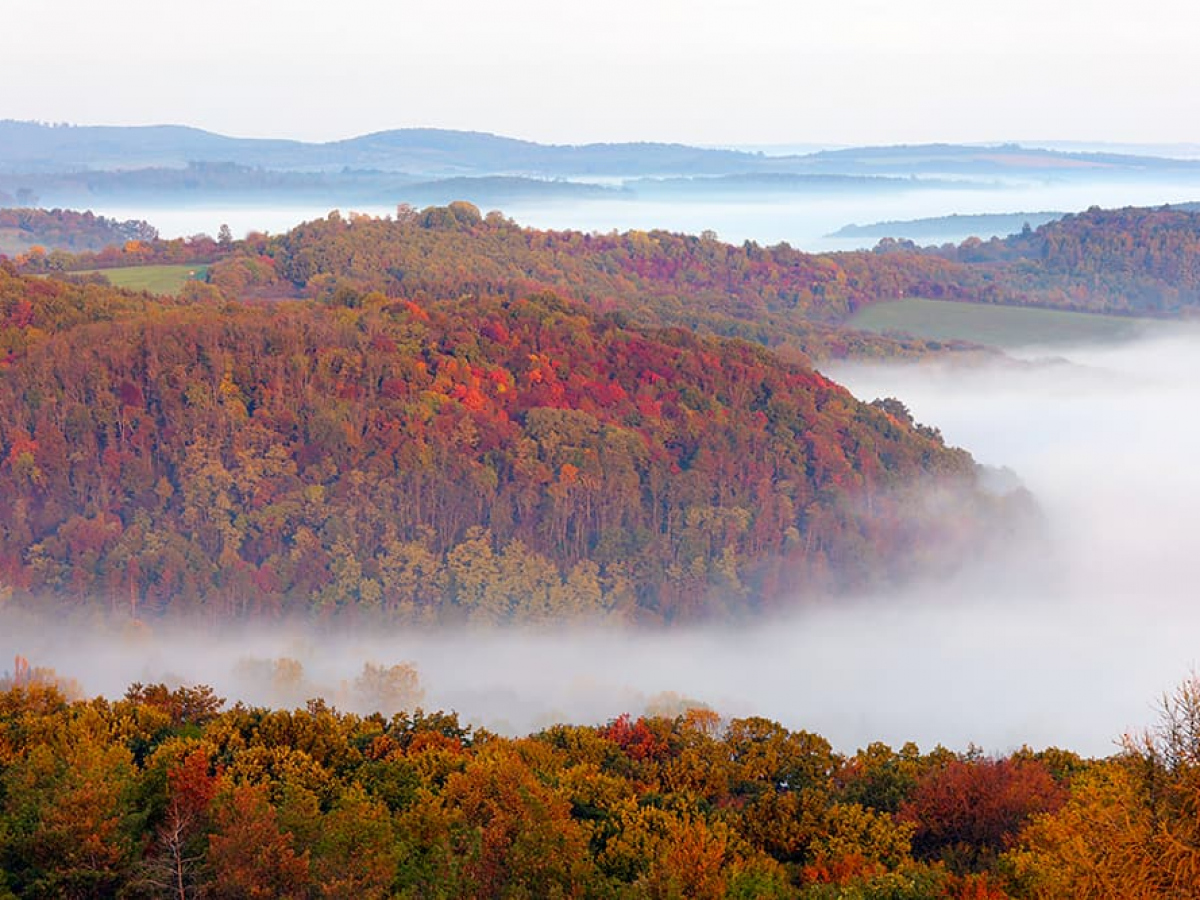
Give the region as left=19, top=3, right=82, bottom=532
left=2, top=669, right=1196, bottom=898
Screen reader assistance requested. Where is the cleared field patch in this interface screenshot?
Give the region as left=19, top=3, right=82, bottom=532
left=846, top=297, right=1153, bottom=348
left=78, top=264, right=209, bottom=295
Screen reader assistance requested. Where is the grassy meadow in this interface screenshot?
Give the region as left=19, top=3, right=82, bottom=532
left=846, top=297, right=1153, bottom=348
left=79, top=264, right=208, bottom=295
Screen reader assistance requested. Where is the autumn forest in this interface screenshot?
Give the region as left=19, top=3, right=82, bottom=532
left=3, top=199, right=1200, bottom=897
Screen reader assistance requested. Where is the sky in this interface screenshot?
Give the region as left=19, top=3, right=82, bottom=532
left=3, top=0, right=1198, bottom=146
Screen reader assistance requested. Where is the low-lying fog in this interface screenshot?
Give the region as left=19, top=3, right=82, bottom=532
left=88, top=175, right=1200, bottom=253
left=5, top=325, right=1200, bottom=757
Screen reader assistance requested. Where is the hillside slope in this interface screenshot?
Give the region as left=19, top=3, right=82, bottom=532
left=930, top=205, right=1200, bottom=314
left=0, top=263, right=1022, bottom=622
left=206, top=204, right=978, bottom=360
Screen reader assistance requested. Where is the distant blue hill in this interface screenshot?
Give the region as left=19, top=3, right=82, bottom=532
left=829, top=212, right=1068, bottom=241
left=0, top=121, right=763, bottom=177
left=6, top=121, right=1200, bottom=182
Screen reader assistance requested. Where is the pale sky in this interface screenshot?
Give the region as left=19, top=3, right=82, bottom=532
left=3, top=0, right=1197, bottom=146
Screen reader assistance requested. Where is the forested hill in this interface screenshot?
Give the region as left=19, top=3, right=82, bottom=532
left=6, top=201, right=980, bottom=360
left=202, top=201, right=1200, bottom=336
left=0, top=208, right=158, bottom=256
left=198, top=203, right=978, bottom=360
left=0, top=262, right=1023, bottom=623
left=14, top=200, right=1200, bottom=344
left=267, top=205, right=972, bottom=321
left=926, top=204, right=1200, bottom=314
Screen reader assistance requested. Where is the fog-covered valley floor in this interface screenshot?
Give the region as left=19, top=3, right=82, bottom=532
left=87, top=174, right=1200, bottom=254
left=4, top=326, right=1200, bottom=757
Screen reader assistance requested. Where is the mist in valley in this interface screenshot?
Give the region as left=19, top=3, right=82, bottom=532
left=83, top=173, right=1200, bottom=254
left=4, top=325, right=1199, bottom=758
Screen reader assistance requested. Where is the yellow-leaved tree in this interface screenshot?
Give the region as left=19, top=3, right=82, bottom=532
left=1006, top=675, right=1200, bottom=899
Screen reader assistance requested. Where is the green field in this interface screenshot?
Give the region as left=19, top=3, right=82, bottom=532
left=79, top=264, right=208, bottom=295
left=846, top=297, right=1155, bottom=348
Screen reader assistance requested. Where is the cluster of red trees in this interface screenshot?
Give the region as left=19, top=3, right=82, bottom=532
left=0, top=261, right=1021, bottom=622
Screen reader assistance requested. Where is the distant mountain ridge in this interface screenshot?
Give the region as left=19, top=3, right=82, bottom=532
left=0, top=121, right=767, bottom=177
left=805, top=142, right=1200, bottom=176
left=829, top=211, right=1068, bottom=242
left=7, top=121, right=1200, bottom=182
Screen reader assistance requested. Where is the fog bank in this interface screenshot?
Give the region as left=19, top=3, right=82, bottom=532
left=87, top=175, right=1200, bottom=254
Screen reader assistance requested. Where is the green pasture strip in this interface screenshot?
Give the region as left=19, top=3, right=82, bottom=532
left=846, top=297, right=1152, bottom=348
left=76, top=264, right=208, bottom=295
